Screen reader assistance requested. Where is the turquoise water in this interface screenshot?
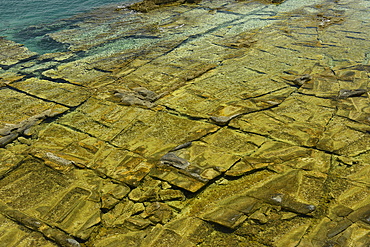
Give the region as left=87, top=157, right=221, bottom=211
left=0, top=0, right=131, bottom=53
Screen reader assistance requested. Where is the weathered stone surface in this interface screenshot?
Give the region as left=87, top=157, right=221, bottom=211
left=157, top=72, right=294, bottom=119
left=102, top=198, right=145, bottom=228
left=0, top=90, right=68, bottom=148
left=113, top=87, right=159, bottom=108
left=152, top=128, right=266, bottom=191
left=0, top=202, right=81, bottom=247
left=91, top=230, right=147, bottom=247
left=101, top=182, right=131, bottom=210
left=0, top=108, right=62, bottom=147
left=202, top=207, right=248, bottom=229
left=143, top=202, right=174, bottom=224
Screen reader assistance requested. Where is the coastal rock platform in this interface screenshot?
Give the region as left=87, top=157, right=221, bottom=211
left=1, top=0, right=370, bottom=246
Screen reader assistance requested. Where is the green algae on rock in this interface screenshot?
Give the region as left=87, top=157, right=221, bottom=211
left=1, top=0, right=370, bottom=246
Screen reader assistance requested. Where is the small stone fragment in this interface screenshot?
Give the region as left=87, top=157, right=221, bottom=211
left=101, top=194, right=120, bottom=211
left=150, top=163, right=208, bottom=192
left=292, top=74, right=311, bottom=86
left=200, top=167, right=221, bottom=180
left=326, top=219, right=352, bottom=238
left=210, top=116, right=234, bottom=125
left=268, top=194, right=316, bottom=215
left=101, top=182, right=131, bottom=200
left=338, top=89, right=367, bottom=99
left=225, top=157, right=272, bottom=177
left=113, top=87, right=158, bottom=108
left=331, top=204, right=353, bottom=217
left=170, top=142, right=192, bottom=152
left=160, top=152, right=190, bottom=169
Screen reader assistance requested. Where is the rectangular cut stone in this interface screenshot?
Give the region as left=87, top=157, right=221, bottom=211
left=158, top=71, right=291, bottom=118
left=202, top=128, right=266, bottom=155
left=88, top=144, right=153, bottom=186
left=31, top=123, right=90, bottom=154
left=0, top=159, right=104, bottom=240
left=11, top=78, right=91, bottom=107
left=0, top=159, right=69, bottom=210
left=57, top=97, right=148, bottom=141
left=166, top=141, right=241, bottom=181
left=42, top=60, right=108, bottom=86
left=32, top=123, right=151, bottom=185
left=230, top=94, right=335, bottom=147
left=0, top=88, right=68, bottom=129
left=110, top=111, right=218, bottom=158
left=316, top=116, right=370, bottom=156
left=59, top=98, right=218, bottom=158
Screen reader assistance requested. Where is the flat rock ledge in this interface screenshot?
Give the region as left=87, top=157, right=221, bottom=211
left=1, top=0, right=370, bottom=246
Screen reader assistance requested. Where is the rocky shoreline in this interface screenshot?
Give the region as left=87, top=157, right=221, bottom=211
left=1, top=0, right=370, bottom=246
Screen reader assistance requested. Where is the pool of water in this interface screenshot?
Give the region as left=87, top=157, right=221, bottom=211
left=0, top=0, right=132, bottom=53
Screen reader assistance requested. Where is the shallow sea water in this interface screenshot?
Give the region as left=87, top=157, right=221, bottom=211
left=0, top=0, right=132, bottom=53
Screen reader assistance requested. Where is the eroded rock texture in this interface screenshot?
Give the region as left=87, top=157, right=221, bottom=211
left=1, top=0, right=370, bottom=246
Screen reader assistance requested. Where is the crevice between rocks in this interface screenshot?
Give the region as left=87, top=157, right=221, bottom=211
left=5, top=85, right=73, bottom=109
left=39, top=74, right=91, bottom=88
